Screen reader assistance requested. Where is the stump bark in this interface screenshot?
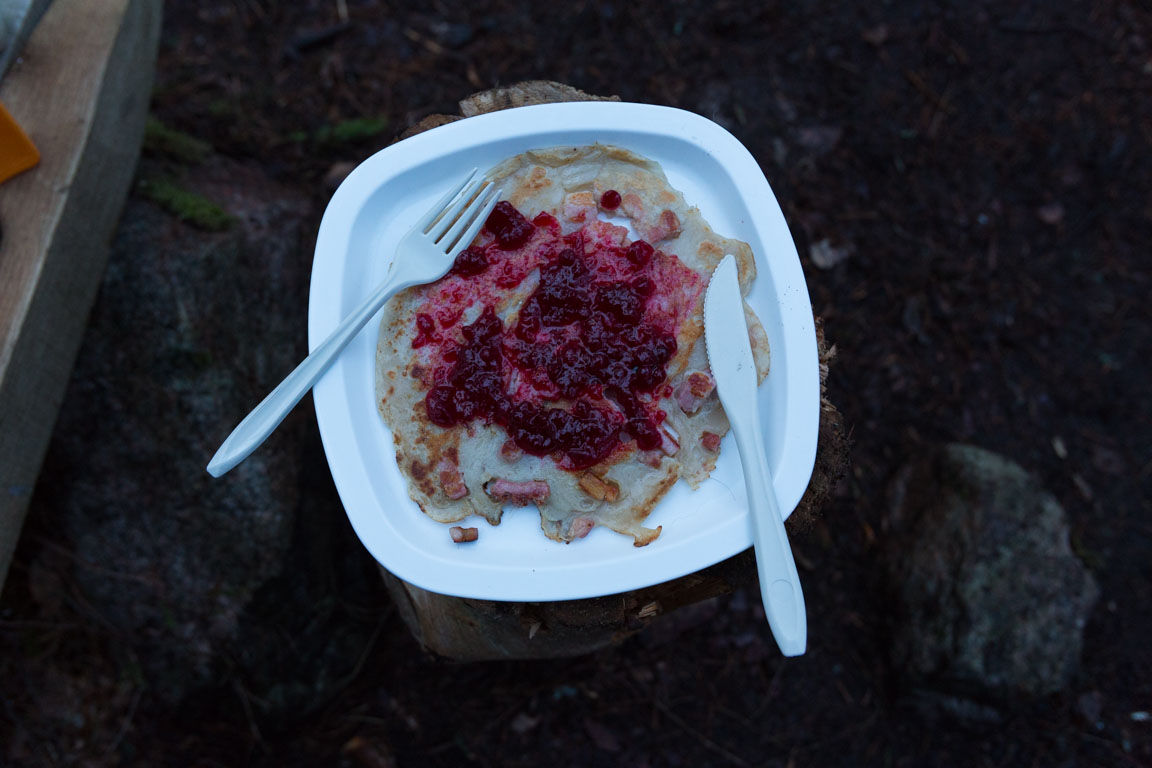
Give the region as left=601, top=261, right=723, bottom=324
left=380, top=81, right=849, bottom=661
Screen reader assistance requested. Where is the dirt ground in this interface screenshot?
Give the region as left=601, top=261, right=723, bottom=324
left=3, top=1, right=1151, bottom=766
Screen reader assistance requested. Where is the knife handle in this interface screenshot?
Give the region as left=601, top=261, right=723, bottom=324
left=732, top=418, right=807, bottom=657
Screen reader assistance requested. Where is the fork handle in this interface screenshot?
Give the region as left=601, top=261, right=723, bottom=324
left=206, top=271, right=407, bottom=477
left=732, top=417, right=808, bottom=657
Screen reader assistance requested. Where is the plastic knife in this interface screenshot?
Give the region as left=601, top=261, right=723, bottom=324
left=703, top=253, right=807, bottom=657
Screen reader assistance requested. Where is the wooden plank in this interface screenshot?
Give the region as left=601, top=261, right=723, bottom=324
left=0, top=0, right=162, bottom=592
left=381, top=82, right=850, bottom=661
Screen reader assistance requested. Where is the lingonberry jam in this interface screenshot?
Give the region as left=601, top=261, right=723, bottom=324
left=625, top=240, right=654, bottom=268
left=600, top=189, right=622, bottom=209
left=450, top=245, right=488, bottom=277
left=414, top=200, right=701, bottom=470
left=485, top=201, right=535, bottom=249
left=412, top=313, right=437, bottom=348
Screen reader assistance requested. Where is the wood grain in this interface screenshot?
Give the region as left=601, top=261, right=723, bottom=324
left=0, top=0, right=162, bottom=592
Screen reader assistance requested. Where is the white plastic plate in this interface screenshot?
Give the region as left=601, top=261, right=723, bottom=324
left=309, top=102, right=819, bottom=602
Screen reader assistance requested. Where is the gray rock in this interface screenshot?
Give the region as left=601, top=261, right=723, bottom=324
left=1076, top=690, right=1105, bottom=726
left=905, top=690, right=1005, bottom=725
left=885, top=444, right=1099, bottom=705
left=38, top=158, right=313, bottom=700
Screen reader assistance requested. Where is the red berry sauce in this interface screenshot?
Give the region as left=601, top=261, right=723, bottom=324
left=485, top=200, right=535, bottom=249
left=600, top=189, right=622, bottom=209
left=412, top=200, right=703, bottom=470
left=450, top=246, right=488, bottom=277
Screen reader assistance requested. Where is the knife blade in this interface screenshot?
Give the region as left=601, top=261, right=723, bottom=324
left=703, top=253, right=807, bottom=657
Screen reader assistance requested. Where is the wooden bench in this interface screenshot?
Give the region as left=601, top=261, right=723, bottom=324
left=0, top=0, right=161, bottom=592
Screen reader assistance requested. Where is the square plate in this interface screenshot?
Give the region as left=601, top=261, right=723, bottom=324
left=309, top=102, right=819, bottom=602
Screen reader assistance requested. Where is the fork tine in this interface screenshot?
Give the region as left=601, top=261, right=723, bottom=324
left=441, top=183, right=500, bottom=252
left=418, top=168, right=478, bottom=233
left=445, top=186, right=502, bottom=254
left=428, top=177, right=486, bottom=242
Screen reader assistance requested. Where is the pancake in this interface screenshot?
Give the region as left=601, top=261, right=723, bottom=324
left=375, top=144, right=769, bottom=545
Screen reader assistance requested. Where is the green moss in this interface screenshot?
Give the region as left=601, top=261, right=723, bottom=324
left=139, top=177, right=235, bottom=231
left=1070, top=532, right=1104, bottom=571
left=120, top=656, right=147, bottom=687
left=143, top=117, right=212, bottom=164
left=207, top=99, right=238, bottom=119
left=159, top=346, right=216, bottom=376
left=314, top=116, right=389, bottom=146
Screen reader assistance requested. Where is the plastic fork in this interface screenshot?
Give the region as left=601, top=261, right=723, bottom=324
left=207, top=169, right=501, bottom=477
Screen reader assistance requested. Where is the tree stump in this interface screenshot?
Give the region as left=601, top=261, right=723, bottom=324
left=379, top=81, right=848, bottom=661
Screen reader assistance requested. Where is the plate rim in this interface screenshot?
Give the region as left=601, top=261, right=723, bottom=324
left=308, top=101, right=819, bottom=601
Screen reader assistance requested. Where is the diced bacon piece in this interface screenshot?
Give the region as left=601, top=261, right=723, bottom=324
left=701, top=431, right=722, bottom=452
left=674, top=371, right=716, bottom=414
left=659, top=423, right=680, bottom=457
left=687, top=371, right=716, bottom=398
left=570, top=517, right=596, bottom=539
left=648, top=209, right=682, bottom=241
left=437, top=460, right=468, bottom=499
left=562, top=191, right=597, bottom=223
left=638, top=449, right=663, bottom=468
left=578, top=474, right=620, bottom=502
left=500, top=439, right=525, bottom=462
left=562, top=204, right=588, bottom=223
left=450, top=526, right=479, bottom=543
left=581, top=217, right=628, bottom=247
left=622, top=192, right=684, bottom=243
left=620, top=193, right=645, bottom=220
left=485, top=478, right=551, bottom=505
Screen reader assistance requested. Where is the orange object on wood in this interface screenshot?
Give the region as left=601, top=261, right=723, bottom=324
left=0, top=100, right=40, bottom=183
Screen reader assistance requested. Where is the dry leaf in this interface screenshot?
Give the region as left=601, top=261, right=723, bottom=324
left=511, top=712, right=540, bottom=734
left=809, top=238, right=855, bottom=269
left=862, top=25, right=889, bottom=45
left=1037, top=203, right=1065, bottom=225
left=341, top=737, right=397, bottom=768
left=583, top=718, right=621, bottom=753
left=796, top=125, right=843, bottom=155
